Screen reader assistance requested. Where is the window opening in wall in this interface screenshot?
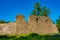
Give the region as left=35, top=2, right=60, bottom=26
left=36, top=18, right=39, bottom=23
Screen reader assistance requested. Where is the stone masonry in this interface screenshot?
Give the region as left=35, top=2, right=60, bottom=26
left=0, top=15, right=59, bottom=35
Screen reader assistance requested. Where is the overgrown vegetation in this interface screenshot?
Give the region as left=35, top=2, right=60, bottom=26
left=0, top=33, right=60, bottom=40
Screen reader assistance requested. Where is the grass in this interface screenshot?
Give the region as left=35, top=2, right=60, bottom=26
left=0, top=33, right=60, bottom=40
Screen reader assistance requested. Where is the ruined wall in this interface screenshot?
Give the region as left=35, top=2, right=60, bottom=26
left=0, top=22, right=16, bottom=35
left=37, top=16, right=58, bottom=34
left=28, top=15, right=58, bottom=34
left=28, top=15, right=37, bottom=33
left=16, top=15, right=28, bottom=34
left=0, top=15, right=59, bottom=34
left=15, top=15, right=58, bottom=34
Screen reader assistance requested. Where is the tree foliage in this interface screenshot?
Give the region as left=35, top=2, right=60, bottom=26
left=32, top=2, right=41, bottom=16
left=32, top=2, right=50, bottom=17
left=56, top=16, right=60, bottom=29
left=56, top=16, right=60, bottom=32
left=41, top=7, right=50, bottom=17
left=0, top=20, right=9, bottom=24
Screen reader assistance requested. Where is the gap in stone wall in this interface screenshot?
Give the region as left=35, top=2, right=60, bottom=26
left=36, top=18, right=39, bottom=23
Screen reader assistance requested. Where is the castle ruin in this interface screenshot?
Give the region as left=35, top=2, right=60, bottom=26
left=0, top=15, right=59, bottom=34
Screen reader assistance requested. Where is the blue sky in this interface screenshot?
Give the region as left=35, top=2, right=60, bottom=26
left=0, top=0, right=60, bottom=22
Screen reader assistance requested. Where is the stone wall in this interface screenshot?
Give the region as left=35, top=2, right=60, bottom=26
left=0, top=15, right=59, bottom=34
left=37, top=16, right=58, bottom=34
left=0, top=22, right=16, bottom=35
left=28, top=15, right=58, bottom=34
left=16, top=15, right=28, bottom=34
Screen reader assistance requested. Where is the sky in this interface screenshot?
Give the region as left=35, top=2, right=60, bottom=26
left=0, top=0, right=60, bottom=23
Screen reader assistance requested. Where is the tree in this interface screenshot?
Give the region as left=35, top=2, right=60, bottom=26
left=32, top=2, right=50, bottom=17
left=32, top=2, right=41, bottom=16
left=0, top=20, right=9, bottom=24
left=56, top=16, right=60, bottom=32
left=40, top=7, right=50, bottom=17
left=0, top=20, right=5, bottom=23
